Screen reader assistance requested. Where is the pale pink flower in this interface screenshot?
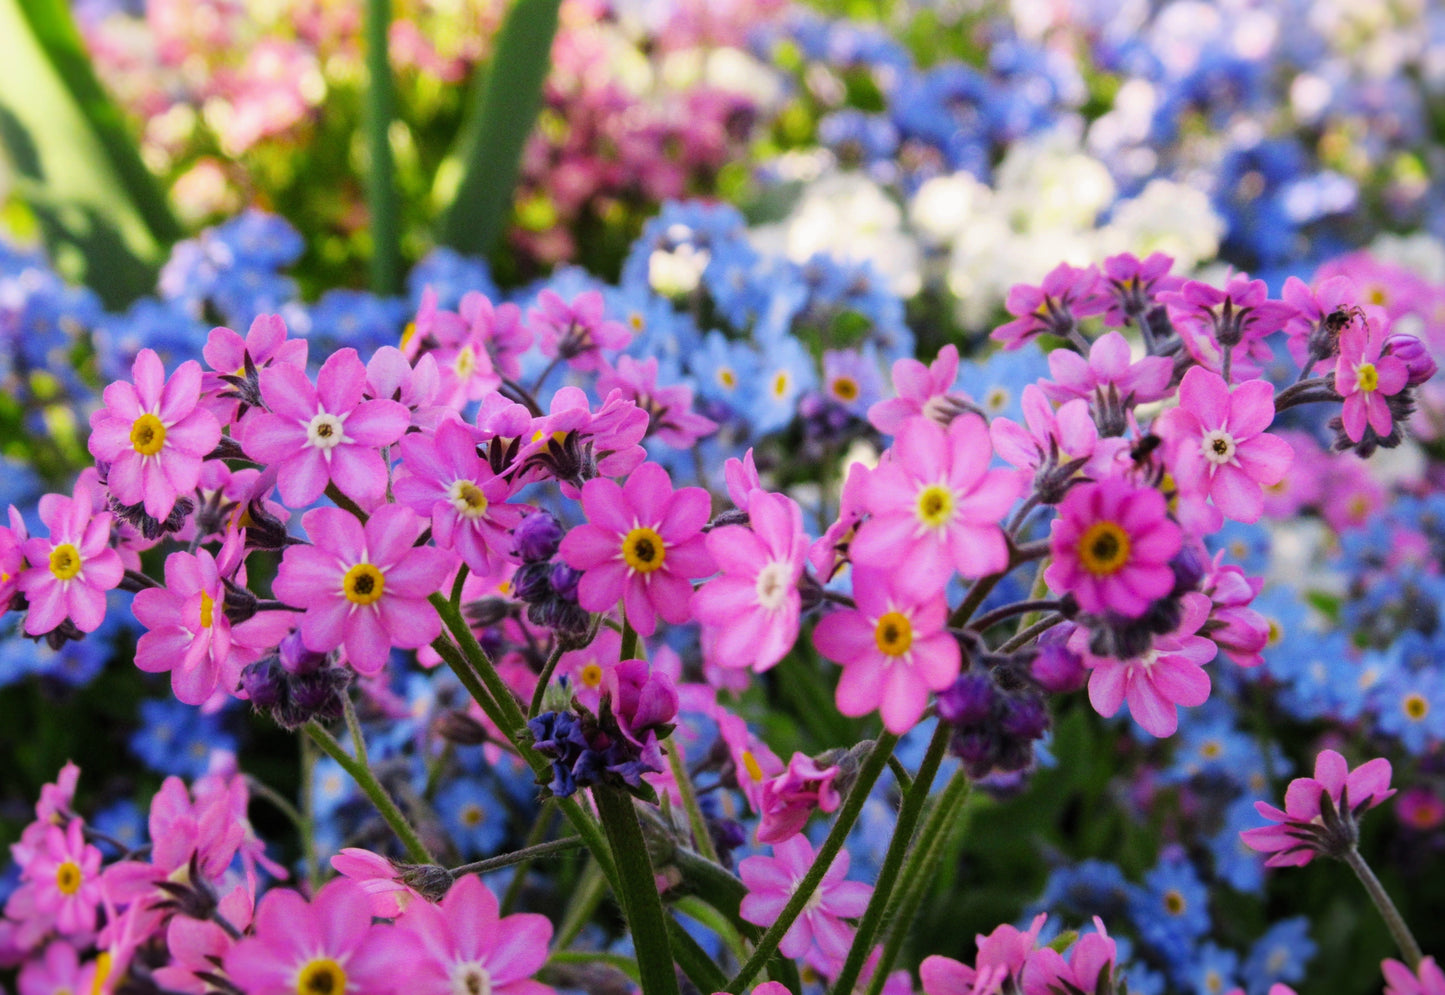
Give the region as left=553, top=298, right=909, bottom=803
left=869, top=344, right=973, bottom=434
left=739, top=836, right=871, bottom=968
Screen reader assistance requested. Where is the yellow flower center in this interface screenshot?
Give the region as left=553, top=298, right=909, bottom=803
left=342, top=563, right=386, bottom=606
left=400, top=321, right=417, bottom=349
left=1356, top=362, right=1379, bottom=392
left=1163, top=889, right=1185, bottom=915
left=49, top=544, right=82, bottom=581
left=1078, top=522, right=1131, bottom=576
left=771, top=372, right=789, bottom=398
left=1405, top=693, right=1430, bottom=721
left=454, top=346, right=477, bottom=380
left=741, top=750, right=765, bottom=782
left=874, top=611, right=913, bottom=656
left=199, top=590, right=214, bottom=629
left=461, top=803, right=485, bottom=828
left=915, top=484, right=954, bottom=529
left=621, top=527, right=666, bottom=574
left=130, top=413, right=166, bottom=456
left=296, top=958, right=347, bottom=995
left=831, top=376, right=860, bottom=402
left=629, top=312, right=645, bottom=332
left=718, top=368, right=737, bottom=389
left=579, top=662, right=604, bottom=688
left=55, top=860, right=82, bottom=895
left=447, top=479, right=489, bottom=519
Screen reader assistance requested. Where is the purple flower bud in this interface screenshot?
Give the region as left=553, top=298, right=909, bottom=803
left=239, top=657, right=286, bottom=710
left=513, top=512, right=565, bottom=563
left=1031, top=627, right=1086, bottom=694
left=549, top=562, right=582, bottom=602
left=936, top=671, right=996, bottom=726
left=608, top=659, right=678, bottom=747
left=512, top=561, right=553, bottom=603
left=1386, top=333, right=1437, bottom=386
left=278, top=630, right=328, bottom=675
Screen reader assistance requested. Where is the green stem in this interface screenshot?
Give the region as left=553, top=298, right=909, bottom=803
left=529, top=638, right=569, bottom=718
left=324, top=482, right=369, bottom=521
left=667, top=739, right=720, bottom=864
left=300, top=733, right=321, bottom=890
left=620, top=614, right=640, bottom=662
left=342, top=694, right=369, bottom=766
left=243, top=775, right=306, bottom=837
left=451, top=836, right=584, bottom=878
left=555, top=858, right=609, bottom=951
left=593, top=787, right=681, bottom=995
left=668, top=915, right=729, bottom=991
left=547, top=950, right=641, bottom=982
left=828, top=724, right=951, bottom=995
left=867, top=771, right=972, bottom=995
left=364, top=0, right=401, bottom=295
left=304, top=720, right=432, bottom=864
left=503, top=801, right=557, bottom=914
left=431, top=592, right=528, bottom=732
left=450, top=562, right=471, bottom=609
left=725, top=733, right=900, bottom=993
left=1343, top=847, right=1423, bottom=970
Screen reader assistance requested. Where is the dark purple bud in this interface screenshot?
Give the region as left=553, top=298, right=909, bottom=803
left=239, top=657, right=286, bottom=709
left=549, top=562, right=583, bottom=602
left=513, top=512, right=566, bottom=563
left=1386, top=333, right=1437, bottom=386
left=512, top=561, right=553, bottom=603
left=1031, top=627, right=1085, bottom=694
left=436, top=709, right=488, bottom=745
left=936, top=671, right=995, bottom=726
left=1000, top=696, right=1049, bottom=740
left=1170, top=545, right=1206, bottom=595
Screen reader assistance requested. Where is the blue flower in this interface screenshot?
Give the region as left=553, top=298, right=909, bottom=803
left=1208, top=796, right=1267, bottom=895
left=435, top=776, right=511, bottom=857
left=1181, top=942, right=1239, bottom=995
left=408, top=247, right=498, bottom=310
left=129, top=697, right=237, bottom=778
left=1128, top=853, right=1210, bottom=968
left=1241, top=917, right=1315, bottom=995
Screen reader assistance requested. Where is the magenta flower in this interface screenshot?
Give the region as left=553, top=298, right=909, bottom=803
left=240, top=348, right=411, bottom=508
left=1160, top=276, right=1296, bottom=380
left=992, top=263, right=1106, bottom=350
left=1383, top=957, right=1445, bottom=995
left=756, top=752, right=841, bottom=844
left=693, top=488, right=807, bottom=674
left=853, top=414, right=1020, bottom=592
left=511, top=387, right=650, bottom=496
left=201, top=313, right=308, bottom=420
left=224, top=879, right=396, bottom=995
left=738, top=835, right=871, bottom=966
left=273, top=505, right=454, bottom=674
left=1045, top=478, right=1182, bottom=619
left=1158, top=367, right=1293, bottom=523
left=88, top=348, right=221, bottom=521
left=18, top=488, right=123, bottom=635
left=1336, top=316, right=1409, bottom=442
left=1240, top=749, right=1395, bottom=867
left=1098, top=251, right=1183, bottom=326
left=607, top=657, right=679, bottom=748
left=16, top=820, right=102, bottom=938
left=1021, top=919, right=1117, bottom=995
left=385, top=874, right=554, bottom=995
left=530, top=289, right=631, bottom=372
left=133, top=547, right=293, bottom=705
left=17, top=941, right=102, bottom=995
left=597, top=355, right=717, bottom=449
left=459, top=291, right=532, bottom=380
left=870, top=343, right=973, bottom=435
left=1280, top=275, right=1367, bottom=373
left=557, top=461, right=715, bottom=636
left=1076, top=592, right=1215, bottom=737
left=812, top=566, right=961, bottom=733
left=395, top=419, right=527, bottom=575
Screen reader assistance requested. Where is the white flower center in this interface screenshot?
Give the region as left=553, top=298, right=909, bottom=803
left=450, top=963, right=492, bottom=995
left=307, top=412, right=347, bottom=450
left=754, top=561, right=793, bottom=610
left=1200, top=429, right=1236, bottom=466
left=446, top=478, right=490, bottom=518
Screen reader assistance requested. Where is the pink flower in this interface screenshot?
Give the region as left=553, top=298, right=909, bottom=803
left=384, top=874, right=554, bottom=995
left=1160, top=276, right=1297, bottom=380
left=853, top=414, right=1020, bottom=592
left=557, top=461, right=715, bottom=636
left=812, top=566, right=961, bottom=733
left=693, top=489, right=806, bottom=674
left=1022, top=919, right=1116, bottom=995
left=224, top=879, right=396, bottom=995
left=1336, top=315, right=1409, bottom=442
left=1045, top=478, right=1182, bottom=619
left=869, top=344, right=973, bottom=434
left=756, top=752, right=841, bottom=844
left=1039, top=331, right=1172, bottom=408
left=133, top=546, right=293, bottom=705
left=992, top=263, right=1106, bottom=350
left=241, top=348, right=411, bottom=508
left=395, top=419, right=527, bottom=575
left=459, top=291, right=532, bottom=381
left=201, top=313, right=308, bottom=420
left=989, top=385, right=1096, bottom=474
left=18, top=941, right=102, bottom=995
left=1240, top=749, right=1395, bottom=867
left=531, top=289, right=631, bottom=372
left=273, top=506, right=455, bottom=674
left=597, top=355, right=717, bottom=448
left=919, top=915, right=1048, bottom=995
left=18, top=487, right=124, bottom=635
left=152, top=886, right=253, bottom=995
left=331, top=849, right=422, bottom=918
left=810, top=460, right=872, bottom=581
left=1075, top=592, right=1215, bottom=737
left=1158, top=367, right=1293, bottom=523
left=1097, top=252, right=1183, bottom=327
left=15, top=819, right=103, bottom=938
left=738, top=836, right=871, bottom=967
left=88, top=348, right=221, bottom=521
left=1383, top=957, right=1445, bottom=995
left=511, top=387, right=650, bottom=496
left=1279, top=275, right=1370, bottom=373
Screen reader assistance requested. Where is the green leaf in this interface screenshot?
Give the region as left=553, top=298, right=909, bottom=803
left=0, top=0, right=181, bottom=306
left=435, top=0, right=561, bottom=256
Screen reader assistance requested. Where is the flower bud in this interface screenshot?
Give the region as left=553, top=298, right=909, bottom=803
left=278, top=629, right=328, bottom=675
left=239, top=657, right=286, bottom=710
left=512, top=512, right=565, bottom=563
left=1386, top=333, right=1437, bottom=386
